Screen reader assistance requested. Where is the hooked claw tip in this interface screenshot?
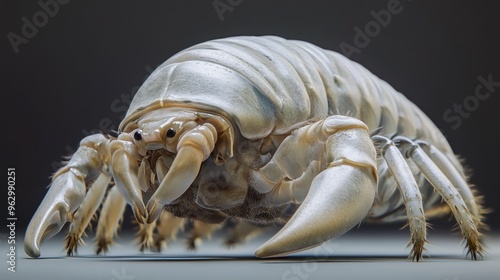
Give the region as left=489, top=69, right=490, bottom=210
left=255, top=246, right=316, bottom=259
left=24, top=242, right=41, bottom=258
left=146, top=200, right=163, bottom=224
left=254, top=247, right=274, bottom=258
left=24, top=170, right=87, bottom=258
left=24, top=208, right=66, bottom=259
left=255, top=165, right=376, bottom=258
left=132, top=202, right=148, bottom=224
left=254, top=232, right=320, bottom=258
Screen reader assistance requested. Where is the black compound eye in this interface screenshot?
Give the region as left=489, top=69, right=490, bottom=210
left=133, top=131, right=142, bottom=141
left=166, top=128, right=176, bottom=138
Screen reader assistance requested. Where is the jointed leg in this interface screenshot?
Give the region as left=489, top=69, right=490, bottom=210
left=25, top=134, right=111, bottom=258
left=418, top=141, right=487, bottom=230
left=255, top=116, right=378, bottom=257
left=95, top=185, right=127, bottom=254
left=65, top=173, right=111, bottom=255
left=373, top=136, right=427, bottom=261
left=110, top=136, right=147, bottom=223
left=396, top=137, right=484, bottom=259
left=186, top=221, right=222, bottom=250
left=259, top=160, right=321, bottom=206
left=224, top=219, right=264, bottom=247
left=135, top=222, right=155, bottom=252
left=146, top=124, right=218, bottom=223
left=153, top=210, right=185, bottom=252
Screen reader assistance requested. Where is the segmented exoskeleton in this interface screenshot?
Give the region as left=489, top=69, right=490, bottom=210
left=25, top=36, right=487, bottom=261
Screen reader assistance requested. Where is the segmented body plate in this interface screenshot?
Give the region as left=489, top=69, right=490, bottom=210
left=121, top=36, right=459, bottom=220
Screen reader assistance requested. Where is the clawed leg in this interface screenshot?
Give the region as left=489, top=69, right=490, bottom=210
left=135, top=222, right=155, bottom=252
left=146, top=123, right=218, bottom=223
left=254, top=116, right=378, bottom=257
left=372, top=136, right=427, bottom=261
left=258, top=161, right=321, bottom=206
left=417, top=141, right=487, bottom=230
left=186, top=221, right=222, bottom=250
left=396, top=137, right=484, bottom=260
left=65, top=173, right=111, bottom=256
left=152, top=210, right=185, bottom=252
left=134, top=209, right=188, bottom=253
left=25, top=134, right=111, bottom=258
left=110, top=135, right=148, bottom=223
left=95, top=185, right=127, bottom=254
left=224, top=219, right=264, bottom=248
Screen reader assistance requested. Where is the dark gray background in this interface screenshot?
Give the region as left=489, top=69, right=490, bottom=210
left=2, top=0, right=500, bottom=238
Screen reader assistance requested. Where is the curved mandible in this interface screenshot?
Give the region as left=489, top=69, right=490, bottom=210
left=145, top=123, right=219, bottom=223
left=195, top=111, right=235, bottom=164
